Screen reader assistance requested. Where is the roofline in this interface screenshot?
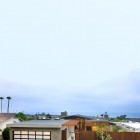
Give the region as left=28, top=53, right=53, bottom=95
left=7, top=124, right=61, bottom=128
left=63, top=114, right=93, bottom=120
left=0, top=113, right=17, bottom=125
left=0, top=113, right=16, bottom=115
left=7, top=119, right=69, bottom=128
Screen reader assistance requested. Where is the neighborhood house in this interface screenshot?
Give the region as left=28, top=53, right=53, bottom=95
left=7, top=119, right=76, bottom=140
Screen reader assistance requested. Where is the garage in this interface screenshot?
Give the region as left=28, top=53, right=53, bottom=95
left=13, top=130, right=51, bottom=140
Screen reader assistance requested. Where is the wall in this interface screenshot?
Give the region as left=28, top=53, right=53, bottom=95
left=62, top=126, right=75, bottom=140
left=0, top=117, right=20, bottom=138
left=67, top=126, right=75, bottom=140
left=0, top=117, right=14, bottom=131
left=0, top=118, right=21, bottom=131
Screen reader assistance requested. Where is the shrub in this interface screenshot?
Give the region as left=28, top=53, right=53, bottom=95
left=2, top=127, right=10, bottom=140
left=96, top=124, right=112, bottom=140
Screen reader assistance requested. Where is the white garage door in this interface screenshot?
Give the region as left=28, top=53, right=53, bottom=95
left=13, top=131, right=51, bottom=140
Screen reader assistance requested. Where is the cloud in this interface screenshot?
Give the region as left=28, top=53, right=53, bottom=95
left=0, top=69, right=140, bottom=117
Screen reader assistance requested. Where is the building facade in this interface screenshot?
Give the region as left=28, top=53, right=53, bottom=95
left=8, top=119, right=76, bottom=140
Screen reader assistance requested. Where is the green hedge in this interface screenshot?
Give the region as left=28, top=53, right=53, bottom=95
left=2, top=127, right=10, bottom=140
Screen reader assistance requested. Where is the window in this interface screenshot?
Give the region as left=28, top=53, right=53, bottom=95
left=13, top=131, right=51, bottom=140
left=86, top=126, right=92, bottom=131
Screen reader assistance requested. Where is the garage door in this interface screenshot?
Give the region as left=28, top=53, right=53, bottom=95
left=13, top=131, right=51, bottom=140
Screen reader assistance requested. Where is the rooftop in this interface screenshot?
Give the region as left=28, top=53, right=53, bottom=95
left=0, top=113, right=16, bottom=124
left=63, top=114, right=93, bottom=120
left=62, top=120, right=79, bottom=126
left=7, top=119, right=69, bottom=128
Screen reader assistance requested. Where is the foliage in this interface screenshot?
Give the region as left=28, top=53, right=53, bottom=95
left=110, top=124, right=126, bottom=132
left=118, top=129, right=127, bottom=132
left=116, top=115, right=127, bottom=120
left=41, top=112, right=45, bottom=115
left=2, top=127, right=10, bottom=140
left=109, top=115, right=127, bottom=122
left=111, top=125, right=120, bottom=132
left=96, top=124, right=112, bottom=140
left=15, top=112, right=29, bottom=121
left=46, top=113, right=51, bottom=119
left=109, top=118, right=120, bottom=122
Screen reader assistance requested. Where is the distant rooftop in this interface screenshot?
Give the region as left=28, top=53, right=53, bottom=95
left=7, top=119, right=69, bottom=128
left=63, top=114, right=93, bottom=120
left=0, top=113, right=16, bottom=124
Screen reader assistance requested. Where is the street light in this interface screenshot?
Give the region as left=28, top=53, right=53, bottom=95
left=0, top=97, right=4, bottom=113
left=7, top=96, right=12, bottom=113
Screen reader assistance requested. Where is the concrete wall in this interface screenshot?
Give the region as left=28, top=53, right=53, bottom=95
left=0, top=117, right=20, bottom=139
left=62, top=126, right=75, bottom=140
left=10, top=127, right=61, bottom=140
left=0, top=118, right=14, bottom=131
left=67, top=126, right=75, bottom=140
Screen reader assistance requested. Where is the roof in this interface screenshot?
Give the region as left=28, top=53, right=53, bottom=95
left=62, top=120, right=79, bottom=126
left=63, top=114, right=93, bottom=120
left=7, top=119, right=69, bottom=128
left=0, top=113, right=16, bottom=124
left=85, top=120, right=109, bottom=126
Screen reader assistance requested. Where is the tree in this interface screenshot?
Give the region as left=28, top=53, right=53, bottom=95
left=2, top=127, right=10, bottom=140
left=15, top=112, right=28, bottom=121
left=110, top=115, right=127, bottom=122
left=7, top=96, right=11, bottom=113
left=116, top=115, right=127, bottom=120
left=46, top=113, right=51, bottom=119
left=0, top=97, right=4, bottom=113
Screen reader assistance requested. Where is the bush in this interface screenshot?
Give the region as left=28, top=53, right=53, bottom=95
left=2, top=127, right=10, bottom=140
left=96, top=124, right=112, bottom=140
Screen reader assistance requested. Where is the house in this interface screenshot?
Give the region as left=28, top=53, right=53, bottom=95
left=85, top=120, right=110, bottom=131
left=7, top=119, right=77, bottom=140
left=63, top=114, right=111, bottom=132
left=63, top=114, right=105, bottom=133
left=63, top=114, right=93, bottom=131
left=7, top=114, right=113, bottom=140
left=0, top=113, right=21, bottom=138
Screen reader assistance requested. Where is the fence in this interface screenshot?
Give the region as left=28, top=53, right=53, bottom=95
left=75, top=131, right=140, bottom=140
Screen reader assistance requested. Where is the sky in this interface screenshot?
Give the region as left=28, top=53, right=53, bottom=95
left=0, top=0, right=140, bottom=117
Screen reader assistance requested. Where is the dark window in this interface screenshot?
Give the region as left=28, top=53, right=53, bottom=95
left=86, top=126, right=92, bottom=131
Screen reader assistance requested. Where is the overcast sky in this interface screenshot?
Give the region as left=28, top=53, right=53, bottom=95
left=0, top=0, right=140, bottom=117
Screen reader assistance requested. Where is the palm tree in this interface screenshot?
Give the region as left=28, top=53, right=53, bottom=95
left=0, top=97, right=4, bottom=113
left=7, top=96, right=11, bottom=113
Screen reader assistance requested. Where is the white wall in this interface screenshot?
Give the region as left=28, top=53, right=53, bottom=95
left=0, top=117, right=21, bottom=131
left=67, top=126, right=75, bottom=140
